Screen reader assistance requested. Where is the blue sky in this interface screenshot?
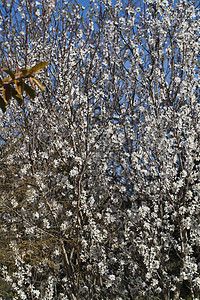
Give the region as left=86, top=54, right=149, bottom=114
left=77, top=0, right=90, bottom=9
left=77, top=0, right=141, bottom=11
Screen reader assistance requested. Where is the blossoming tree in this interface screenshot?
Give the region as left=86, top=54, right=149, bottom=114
left=0, top=0, right=199, bottom=299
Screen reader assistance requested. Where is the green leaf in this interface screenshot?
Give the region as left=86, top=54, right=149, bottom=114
left=24, top=83, right=36, bottom=99
left=15, top=96, right=23, bottom=106
left=11, top=87, right=23, bottom=105
left=14, top=72, right=23, bottom=80
left=3, top=85, right=12, bottom=102
left=0, top=95, right=6, bottom=112
left=2, top=69, right=15, bottom=80
left=21, top=68, right=32, bottom=77
left=21, top=69, right=29, bottom=76
left=15, top=79, right=24, bottom=95
left=32, top=77, right=44, bottom=91
left=2, top=76, right=12, bottom=84
left=29, top=62, right=48, bottom=75
left=0, top=62, right=48, bottom=112
left=29, top=77, right=35, bottom=89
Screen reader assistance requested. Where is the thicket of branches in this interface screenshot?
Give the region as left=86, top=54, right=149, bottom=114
left=0, top=0, right=199, bottom=299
